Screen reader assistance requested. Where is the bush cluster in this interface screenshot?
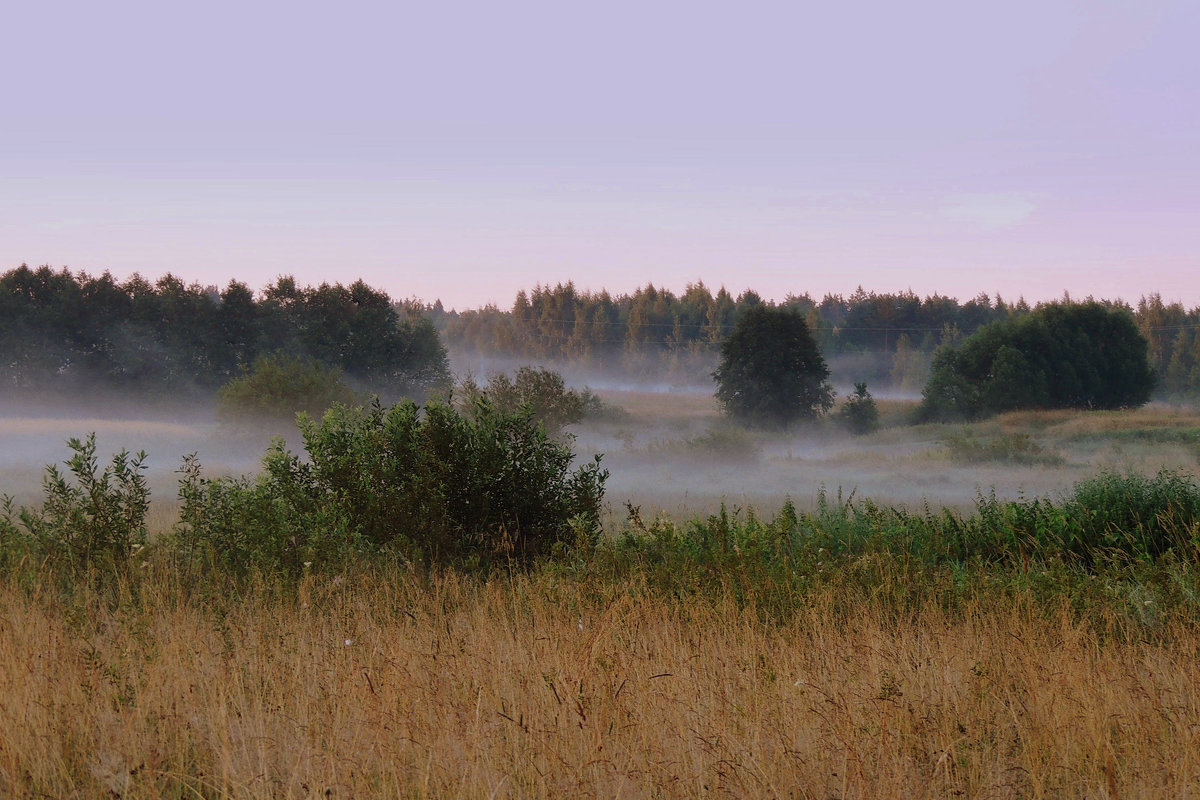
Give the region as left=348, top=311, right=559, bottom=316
left=0, top=434, right=148, bottom=574
left=2, top=400, right=607, bottom=577
left=216, top=353, right=363, bottom=423
left=917, top=302, right=1155, bottom=421
left=457, top=366, right=604, bottom=433
left=180, top=398, right=608, bottom=572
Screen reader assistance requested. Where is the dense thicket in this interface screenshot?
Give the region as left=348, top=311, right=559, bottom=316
left=0, top=265, right=449, bottom=397
left=917, top=302, right=1156, bottom=421
left=713, top=306, right=834, bottom=427
left=456, top=366, right=601, bottom=434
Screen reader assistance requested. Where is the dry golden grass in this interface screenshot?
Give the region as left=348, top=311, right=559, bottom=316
left=3, top=570, right=1199, bottom=799
left=985, top=406, right=1200, bottom=438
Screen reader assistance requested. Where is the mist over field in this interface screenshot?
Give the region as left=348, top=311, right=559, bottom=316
left=5, top=355, right=1198, bottom=532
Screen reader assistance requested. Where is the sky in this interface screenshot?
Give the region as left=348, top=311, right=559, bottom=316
left=3, top=0, right=1198, bottom=310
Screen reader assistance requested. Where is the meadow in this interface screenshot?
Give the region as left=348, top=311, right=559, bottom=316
left=5, top=566, right=1200, bottom=799
left=2, top=391, right=1200, bottom=798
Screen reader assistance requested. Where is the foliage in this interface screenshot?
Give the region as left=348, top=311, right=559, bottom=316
left=176, top=399, right=608, bottom=574
left=216, top=353, right=363, bottom=423
left=833, top=382, right=880, bottom=434
left=917, top=302, right=1155, bottom=421
left=442, top=282, right=1020, bottom=363
left=0, top=266, right=450, bottom=397
left=458, top=366, right=593, bottom=433
left=601, top=469, right=1200, bottom=599
left=1060, top=469, right=1200, bottom=561
left=712, top=305, right=834, bottom=427
left=0, top=434, right=148, bottom=572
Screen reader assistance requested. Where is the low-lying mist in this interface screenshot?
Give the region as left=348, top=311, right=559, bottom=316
left=3, top=370, right=1198, bottom=531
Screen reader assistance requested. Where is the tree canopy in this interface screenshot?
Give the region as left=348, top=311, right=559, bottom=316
left=0, top=266, right=450, bottom=398
left=916, top=302, right=1155, bottom=421
left=712, top=305, right=834, bottom=427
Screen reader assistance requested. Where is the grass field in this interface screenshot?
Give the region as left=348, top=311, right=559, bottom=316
left=578, top=391, right=1200, bottom=519
left=3, top=394, right=1200, bottom=798
left=3, top=568, right=1199, bottom=799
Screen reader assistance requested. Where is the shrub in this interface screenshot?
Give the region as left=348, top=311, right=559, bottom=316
left=176, top=398, right=608, bottom=573
left=1060, top=469, right=1200, bottom=560
left=834, top=382, right=880, bottom=434
left=1, top=434, right=149, bottom=572
left=217, top=353, right=362, bottom=423
left=458, top=366, right=594, bottom=433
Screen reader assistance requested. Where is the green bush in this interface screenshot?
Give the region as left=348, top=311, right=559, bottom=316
left=216, top=353, right=363, bottom=423
left=833, top=382, right=880, bottom=434
left=1059, top=469, right=1200, bottom=560
left=176, top=398, right=608, bottom=573
left=458, top=366, right=596, bottom=433
left=917, top=302, right=1155, bottom=421
left=0, top=434, right=149, bottom=572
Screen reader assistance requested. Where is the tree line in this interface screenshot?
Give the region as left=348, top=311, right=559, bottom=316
left=0, top=265, right=449, bottom=398
left=6, top=264, right=1200, bottom=401
left=439, top=282, right=1200, bottom=397
left=713, top=300, right=1156, bottom=428
left=439, top=282, right=1016, bottom=360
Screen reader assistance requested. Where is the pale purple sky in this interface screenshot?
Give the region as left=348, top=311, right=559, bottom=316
left=3, top=0, right=1197, bottom=309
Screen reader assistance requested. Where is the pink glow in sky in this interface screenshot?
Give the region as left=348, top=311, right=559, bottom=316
left=3, top=0, right=1197, bottom=309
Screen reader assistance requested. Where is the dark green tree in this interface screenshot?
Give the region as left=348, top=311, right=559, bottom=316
left=834, top=382, right=880, bottom=434
left=917, top=302, right=1155, bottom=421
left=712, top=305, right=834, bottom=426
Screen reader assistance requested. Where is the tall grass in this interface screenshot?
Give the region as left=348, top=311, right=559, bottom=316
left=1, top=567, right=1198, bottom=798
left=4, top=419, right=1200, bottom=797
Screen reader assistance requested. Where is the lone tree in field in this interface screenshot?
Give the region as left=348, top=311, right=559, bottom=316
left=834, top=381, right=880, bottom=434
left=916, top=301, right=1156, bottom=422
left=713, top=305, right=834, bottom=427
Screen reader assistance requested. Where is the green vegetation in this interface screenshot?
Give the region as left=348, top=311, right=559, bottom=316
left=5, top=418, right=1199, bottom=589
left=833, top=381, right=880, bottom=434
left=918, top=301, right=1155, bottom=421
left=457, top=366, right=607, bottom=433
left=441, top=282, right=1017, bottom=372
left=3, top=399, right=606, bottom=577
left=0, top=434, right=148, bottom=575
left=10, top=267, right=1200, bottom=402
left=216, top=353, right=363, bottom=423
left=713, top=305, right=834, bottom=427
left=605, top=468, right=1200, bottom=597
left=0, top=266, right=450, bottom=398
left=648, top=424, right=763, bottom=462
left=177, top=398, right=607, bottom=573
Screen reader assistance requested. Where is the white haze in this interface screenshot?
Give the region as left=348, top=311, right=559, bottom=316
left=3, top=367, right=1197, bottom=531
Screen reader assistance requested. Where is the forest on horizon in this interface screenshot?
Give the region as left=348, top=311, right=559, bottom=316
left=3, top=264, right=1200, bottom=401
